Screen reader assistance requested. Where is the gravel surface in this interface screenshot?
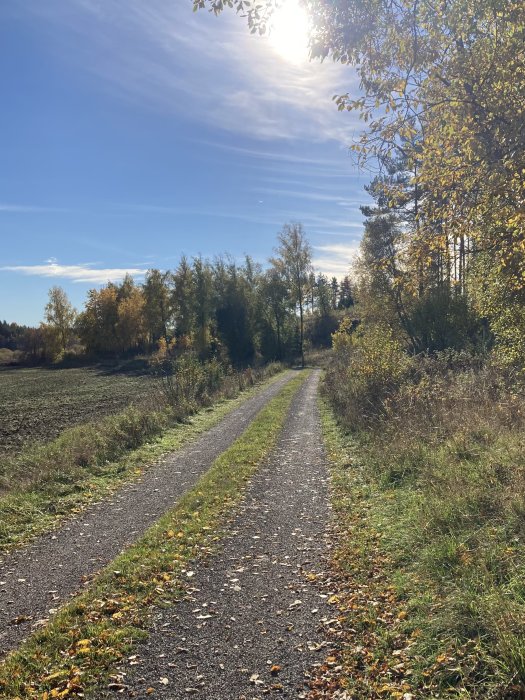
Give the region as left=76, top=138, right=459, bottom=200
left=107, top=369, right=335, bottom=700
left=0, top=371, right=295, bottom=657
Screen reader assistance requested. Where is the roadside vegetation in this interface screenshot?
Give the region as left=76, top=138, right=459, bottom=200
left=0, top=361, right=284, bottom=553
left=322, top=356, right=525, bottom=697
left=0, top=372, right=308, bottom=700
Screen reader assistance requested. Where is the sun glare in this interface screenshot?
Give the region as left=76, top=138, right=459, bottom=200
left=268, top=0, right=310, bottom=64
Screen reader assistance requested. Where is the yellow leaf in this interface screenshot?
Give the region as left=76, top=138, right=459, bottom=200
left=44, top=671, right=69, bottom=682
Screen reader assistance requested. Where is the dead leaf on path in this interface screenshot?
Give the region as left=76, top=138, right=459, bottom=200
left=250, top=673, right=264, bottom=686
left=9, top=614, right=32, bottom=625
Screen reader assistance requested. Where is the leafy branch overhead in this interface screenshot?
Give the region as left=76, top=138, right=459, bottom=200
left=196, top=0, right=525, bottom=363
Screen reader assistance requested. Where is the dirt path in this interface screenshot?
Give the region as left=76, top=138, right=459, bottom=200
left=0, top=371, right=296, bottom=657
left=106, top=369, right=336, bottom=700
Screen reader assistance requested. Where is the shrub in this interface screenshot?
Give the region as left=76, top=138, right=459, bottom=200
left=325, top=320, right=411, bottom=429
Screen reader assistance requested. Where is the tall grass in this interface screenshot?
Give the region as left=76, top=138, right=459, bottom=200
left=324, top=336, right=525, bottom=696
left=156, top=355, right=284, bottom=419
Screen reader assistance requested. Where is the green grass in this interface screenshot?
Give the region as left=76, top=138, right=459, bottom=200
left=0, top=369, right=286, bottom=553
left=320, top=391, right=525, bottom=698
left=0, top=370, right=308, bottom=700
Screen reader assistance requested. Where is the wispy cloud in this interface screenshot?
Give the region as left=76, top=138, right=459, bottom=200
left=0, top=204, right=68, bottom=213
left=15, top=0, right=361, bottom=144
left=1, top=262, right=147, bottom=284
left=313, top=243, right=359, bottom=278
left=256, top=187, right=361, bottom=207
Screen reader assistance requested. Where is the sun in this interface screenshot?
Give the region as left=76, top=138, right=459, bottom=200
left=268, top=0, right=311, bottom=64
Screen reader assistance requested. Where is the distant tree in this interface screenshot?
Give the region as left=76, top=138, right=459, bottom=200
left=261, top=266, right=290, bottom=360
left=214, top=258, right=257, bottom=365
left=117, top=284, right=147, bottom=353
left=316, top=274, right=332, bottom=316
left=192, top=256, right=214, bottom=357
left=143, top=269, right=172, bottom=346
left=44, top=286, right=77, bottom=354
left=338, top=276, right=354, bottom=310
left=330, top=277, right=339, bottom=310
left=77, top=285, right=120, bottom=355
left=0, top=321, right=31, bottom=351
left=21, top=326, right=45, bottom=363
left=172, top=256, right=195, bottom=342
left=272, top=223, right=312, bottom=368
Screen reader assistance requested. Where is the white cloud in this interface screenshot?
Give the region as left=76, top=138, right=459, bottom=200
left=257, top=186, right=361, bottom=207
left=313, top=242, right=360, bottom=278
left=1, top=262, right=147, bottom=284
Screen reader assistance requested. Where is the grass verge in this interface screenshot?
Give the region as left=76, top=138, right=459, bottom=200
left=0, top=366, right=285, bottom=553
left=0, top=371, right=308, bottom=700
left=319, top=392, right=525, bottom=699
left=316, top=397, right=417, bottom=700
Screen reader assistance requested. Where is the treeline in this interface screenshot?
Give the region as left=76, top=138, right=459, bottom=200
left=3, top=225, right=354, bottom=366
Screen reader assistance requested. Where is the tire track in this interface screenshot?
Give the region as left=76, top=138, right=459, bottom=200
left=109, top=369, right=335, bottom=700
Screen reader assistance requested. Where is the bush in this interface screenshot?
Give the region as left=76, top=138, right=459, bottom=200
left=0, top=348, right=20, bottom=365
left=155, top=355, right=284, bottom=419
left=325, top=320, right=411, bottom=429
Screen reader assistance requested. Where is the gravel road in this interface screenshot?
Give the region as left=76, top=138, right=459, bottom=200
left=0, top=371, right=296, bottom=657
left=106, top=369, right=335, bottom=700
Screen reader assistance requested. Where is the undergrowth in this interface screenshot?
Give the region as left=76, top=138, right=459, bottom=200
left=323, top=332, right=525, bottom=698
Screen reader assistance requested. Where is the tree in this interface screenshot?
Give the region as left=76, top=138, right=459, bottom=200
left=338, top=276, right=354, bottom=310
left=261, top=266, right=290, bottom=360
left=77, top=285, right=120, bottom=355
left=143, top=269, right=172, bottom=346
left=117, top=285, right=147, bottom=354
left=192, top=256, right=214, bottom=357
left=172, top=256, right=195, bottom=343
left=272, top=223, right=312, bottom=367
left=330, top=277, right=339, bottom=310
left=44, top=286, right=77, bottom=354
left=214, top=257, right=257, bottom=365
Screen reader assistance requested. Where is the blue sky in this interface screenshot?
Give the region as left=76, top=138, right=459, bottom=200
left=0, top=0, right=369, bottom=325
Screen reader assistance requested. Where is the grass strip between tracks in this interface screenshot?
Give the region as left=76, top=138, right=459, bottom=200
left=0, top=370, right=309, bottom=700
